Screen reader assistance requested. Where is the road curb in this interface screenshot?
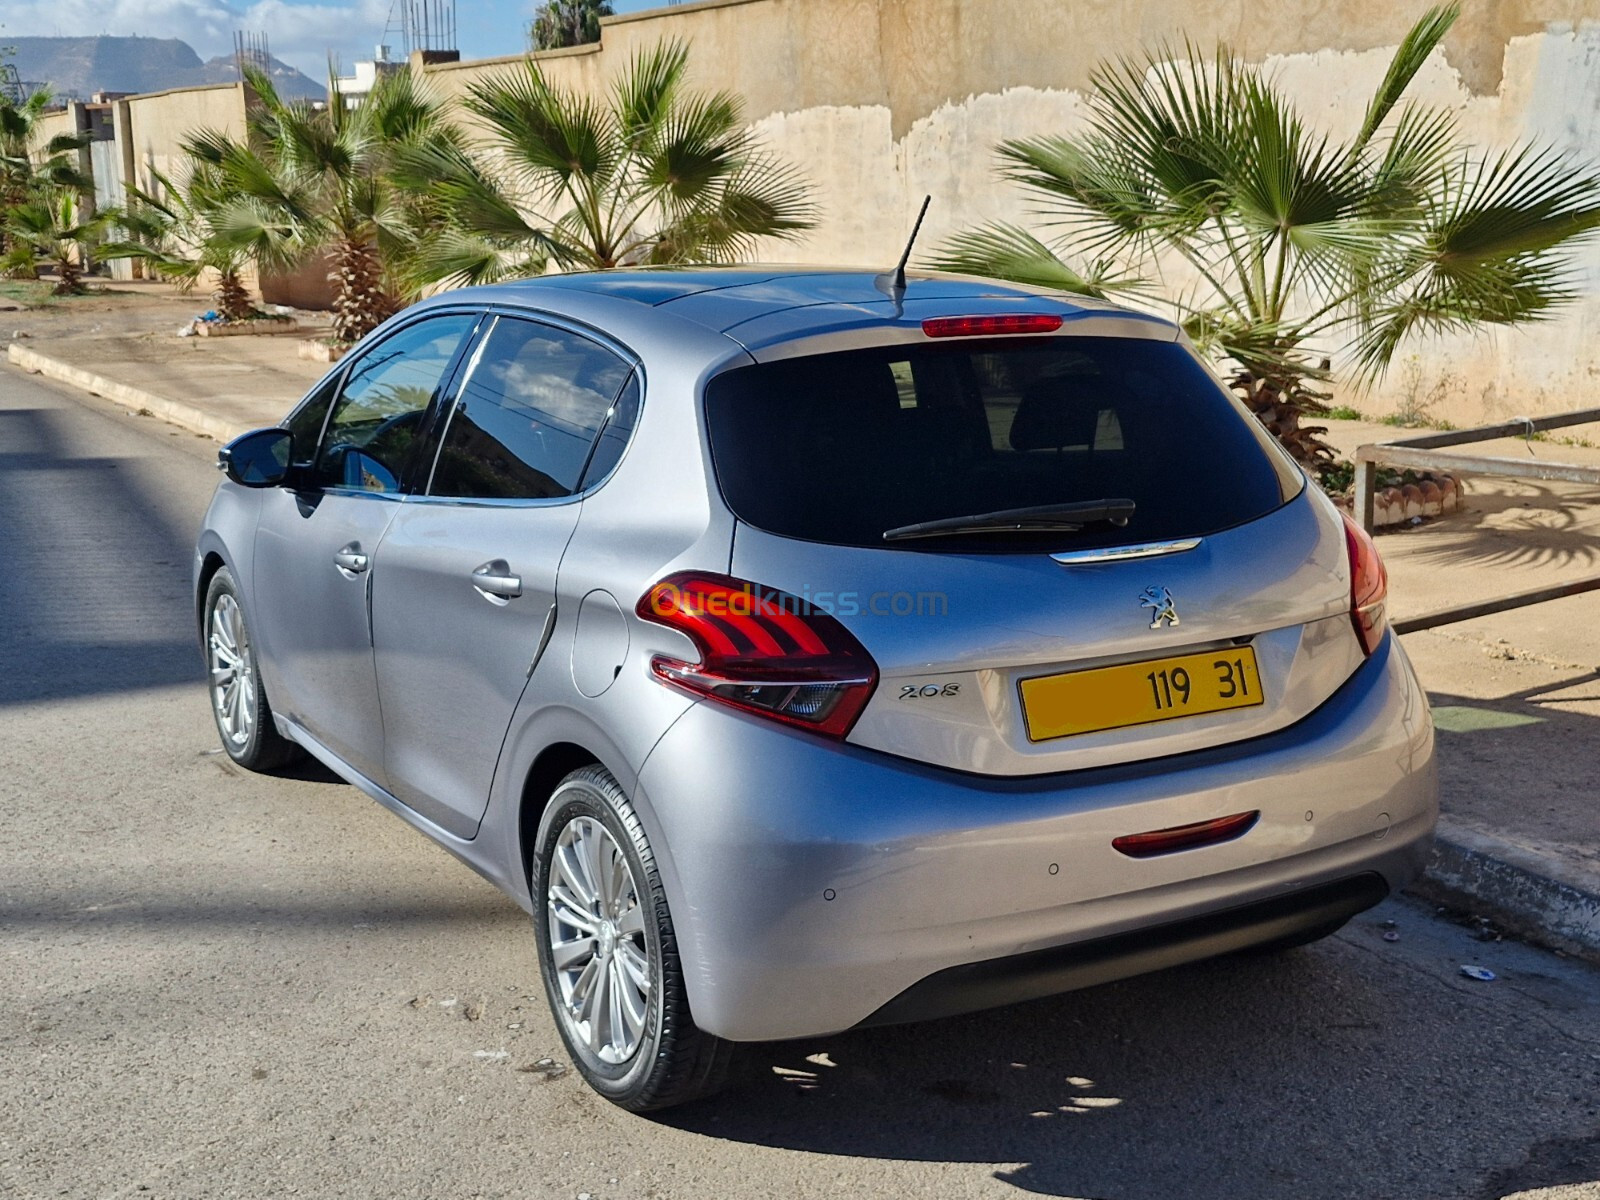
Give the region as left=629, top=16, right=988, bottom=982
left=6, top=341, right=236, bottom=441
left=1409, top=819, right=1600, bottom=963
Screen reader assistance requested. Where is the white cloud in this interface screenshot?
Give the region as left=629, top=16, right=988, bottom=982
left=2, top=0, right=394, bottom=77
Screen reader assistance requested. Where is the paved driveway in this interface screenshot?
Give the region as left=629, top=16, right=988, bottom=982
left=3, top=369, right=1598, bottom=1200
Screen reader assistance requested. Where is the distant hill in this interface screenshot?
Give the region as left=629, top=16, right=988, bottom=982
left=9, top=36, right=326, bottom=102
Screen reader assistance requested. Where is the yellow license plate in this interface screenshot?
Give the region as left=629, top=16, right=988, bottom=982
left=1020, top=646, right=1263, bottom=742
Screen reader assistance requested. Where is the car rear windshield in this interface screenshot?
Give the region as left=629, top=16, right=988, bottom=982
left=703, top=337, right=1303, bottom=552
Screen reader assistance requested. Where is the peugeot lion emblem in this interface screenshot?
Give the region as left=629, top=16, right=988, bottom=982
left=1139, top=585, right=1180, bottom=629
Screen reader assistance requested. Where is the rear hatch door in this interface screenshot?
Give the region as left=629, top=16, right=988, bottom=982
left=707, top=328, right=1362, bottom=775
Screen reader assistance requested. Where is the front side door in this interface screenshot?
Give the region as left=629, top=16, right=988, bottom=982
left=251, top=312, right=480, bottom=782
left=371, top=313, right=637, bottom=837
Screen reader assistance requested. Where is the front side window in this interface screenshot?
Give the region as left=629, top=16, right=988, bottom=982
left=313, top=314, right=479, bottom=494
left=429, top=316, right=632, bottom=501
left=284, top=374, right=340, bottom=469
left=704, top=337, right=1302, bottom=552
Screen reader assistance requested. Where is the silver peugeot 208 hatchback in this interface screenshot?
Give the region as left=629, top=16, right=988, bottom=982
left=195, top=267, right=1436, bottom=1110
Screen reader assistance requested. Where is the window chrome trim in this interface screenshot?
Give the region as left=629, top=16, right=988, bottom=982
left=423, top=314, right=498, bottom=497
left=1050, top=538, right=1202, bottom=566
left=314, top=487, right=409, bottom=502
left=402, top=492, right=583, bottom=510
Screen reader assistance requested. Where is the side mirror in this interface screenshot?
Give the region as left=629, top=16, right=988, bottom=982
left=219, top=428, right=294, bottom=488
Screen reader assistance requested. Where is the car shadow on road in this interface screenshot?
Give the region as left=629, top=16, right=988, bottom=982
left=0, top=405, right=202, bottom=706
left=659, top=928, right=1599, bottom=1199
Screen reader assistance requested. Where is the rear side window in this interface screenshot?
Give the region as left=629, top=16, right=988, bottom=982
left=704, top=338, right=1301, bottom=552
left=578, top=373, right=641, bottom=490
left=429, top=316, right=632, bottom=501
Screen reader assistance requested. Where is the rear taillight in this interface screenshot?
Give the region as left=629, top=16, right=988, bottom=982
left=636, top=572, right=878, bottom=738
left=1341, top=511, right=1389, bottom=656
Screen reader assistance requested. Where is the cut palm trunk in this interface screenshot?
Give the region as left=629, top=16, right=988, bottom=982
left=213, top=270, right=256, bottom=322
left=329, top=239, right=394, bottom=344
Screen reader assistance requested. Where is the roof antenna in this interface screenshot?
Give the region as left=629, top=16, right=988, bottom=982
left=875, top=194, right=931, bottom=313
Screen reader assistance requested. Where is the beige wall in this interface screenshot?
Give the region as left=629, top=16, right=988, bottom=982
left=420, top=0, right=1600, bottom=425
left=30, top=108, right=78, bottom=152
left=70, top=0, right=1600, bottom=423
left=122, top=83, right=248, bottom=195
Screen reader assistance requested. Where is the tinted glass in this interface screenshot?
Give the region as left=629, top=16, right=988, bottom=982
left=578, top=373, right=641, bottom=490
left=429, top=317, right=631, bottom=501
left=314, top=314, right=478, bottom=493
left=285, top=374, right=339, bottom=468
left=704, top=338, right=1301, bottom=552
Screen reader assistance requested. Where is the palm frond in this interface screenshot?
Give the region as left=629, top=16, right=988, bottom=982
left=402, top=227, right=553, bottom=290
left=1352, top=4, right=1459, bottom=154
left=921, top=222, right=1139, bottom=297
left=641, top=156, right=817, bottom=263
left=468, top=62, right=616, bottom=195
left=612, top=38, right=689, bottom=148
left=997, top=133, right=1162, bottom=250
left=637, top=89, right=750, bottom=208
left=1368, top=102, right=1456, bottom=199
left=206, top=195, right=306, bottom=274
left=1431, top=143, right=1600, bottom=262
left=42, top=132, right=91, bottom=157
left=1347, top=143, right=1600, bottom=376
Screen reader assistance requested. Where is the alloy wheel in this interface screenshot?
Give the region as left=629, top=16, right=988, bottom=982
left=546, top=815, right=653, bottom=1065
left=208, top=593, right=255, bottom=748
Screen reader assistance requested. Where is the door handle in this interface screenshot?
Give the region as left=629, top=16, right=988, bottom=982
left=333, top=543, right=369, bottom=575
left=471, top=559, right=523, bottom=602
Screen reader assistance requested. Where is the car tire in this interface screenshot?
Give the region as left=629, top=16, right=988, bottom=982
left=203, top=567, right=302, bottom=772
left=532, top=765, right=739, bottom=1112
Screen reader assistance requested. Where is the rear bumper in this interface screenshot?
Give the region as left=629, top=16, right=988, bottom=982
left=859, top=872, right=1389, bottom=1028
left=634, top=633, right=1436, bottom=1042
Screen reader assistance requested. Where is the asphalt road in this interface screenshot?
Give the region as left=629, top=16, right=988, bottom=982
left=3, top=366, right=1600, bottom=1200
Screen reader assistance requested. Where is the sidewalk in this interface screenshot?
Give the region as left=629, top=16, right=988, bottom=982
left=1324, top=418, right=1600, bottom=957
left=6, top=286, right=1597, bottom=960
left=4, top=279, right=327, bottom=438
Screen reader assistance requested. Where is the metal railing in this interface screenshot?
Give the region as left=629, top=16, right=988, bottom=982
left=1353, top=407, right=1600, bottom=630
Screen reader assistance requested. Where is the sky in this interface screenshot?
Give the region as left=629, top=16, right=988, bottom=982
left=1, top=0, right=661, bottom=77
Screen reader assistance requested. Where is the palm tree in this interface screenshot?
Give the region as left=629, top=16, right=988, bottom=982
left=530, top=0, right=613, bottom=51
left=925, top=4, right=1600, bottom=469
left=100, top=166, right=259, bottom=321
left=190, top=65, right=455, bottom=343
left=396, top=40, right=816, bottom=288
left=2, top=88, right=93, bottom=278
left=2, top=186, right=116, bottom=294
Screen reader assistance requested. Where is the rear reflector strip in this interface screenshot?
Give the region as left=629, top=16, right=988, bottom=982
left=922, top=314, right=1064, bottom=338
left=1112, top=811, right=1260, bottom=859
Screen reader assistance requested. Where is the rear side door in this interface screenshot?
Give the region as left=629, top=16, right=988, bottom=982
left=370, top=313, right=638, bottom=838
left=250, top=312, right=480, bottom=782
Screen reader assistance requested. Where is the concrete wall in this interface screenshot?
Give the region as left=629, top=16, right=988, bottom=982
left=45, top=0, right=1600, bottom=423
left=421, top=0, right=1600, bottom=424
left=31, top=108, right=78, bottom=152
left=121, top=83, right=247, bottom=196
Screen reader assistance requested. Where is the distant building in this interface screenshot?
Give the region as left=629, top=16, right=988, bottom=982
left=334, top=46, right=405, bottom=105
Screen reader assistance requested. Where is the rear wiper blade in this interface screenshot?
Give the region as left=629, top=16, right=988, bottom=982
left=882, top=499, right=1136, bottom=542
